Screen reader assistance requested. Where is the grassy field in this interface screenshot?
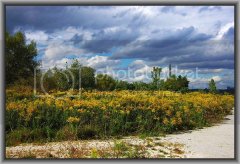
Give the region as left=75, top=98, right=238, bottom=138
left=6, top=86, right=234, bottom=147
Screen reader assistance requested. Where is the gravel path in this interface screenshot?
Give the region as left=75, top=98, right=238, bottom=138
left=162, top=113, right=235, bottom=158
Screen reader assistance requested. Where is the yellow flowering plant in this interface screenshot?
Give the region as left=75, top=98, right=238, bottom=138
left=6, top=87, right=234, bottom=143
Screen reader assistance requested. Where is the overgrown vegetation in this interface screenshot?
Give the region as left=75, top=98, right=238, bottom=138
left=6, top=87, right=234, bottom=146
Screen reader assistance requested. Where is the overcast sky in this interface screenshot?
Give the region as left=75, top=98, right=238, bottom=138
left=6, top=6, right=234, bottom=89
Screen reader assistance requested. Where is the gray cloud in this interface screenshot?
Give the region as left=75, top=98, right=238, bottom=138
left=6, top=6, right=150, bottom=34
left=71, top=27, right=140, bottom=53
left=160, top=6, right=186, bottom=16
left=110, top=26, right=234, bottom=69
left=6, top=6, right=234, bottom=88
left=199, top=6, right=222, bottom=13
left=223, top=27, right=234, bottom=42
left=6, top=6, right=119, bottom=33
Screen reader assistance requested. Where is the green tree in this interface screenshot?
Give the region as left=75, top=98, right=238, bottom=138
left=80, top=66, right=95, bottom=89
left=209, top=79, right=217, bottom=93
left=151, top=67, right=162, bottom=89
left=40, top=60, right=96, bottom=91
left=164, top=75, right=189, bottom=92
left=115, top=80, right=129, bottom=90
left=6, top=31, right=39, bottom=85
left=176, top=75, right=189, bottom=93
left=42, top=69, right=58, bottom=92
left=52, top=67, right=70, bottom=91
left=164, top=75, right=177, bottom=91
left=68, top=60, right=95, bottom=90
left=133, top=81, right=149, bottom=90
left=96, top=74, right=116, bottom=91
left=127, top=83, right=135, bottom=90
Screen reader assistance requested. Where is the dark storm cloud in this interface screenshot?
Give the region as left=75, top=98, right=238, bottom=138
left=6, top=6, right=66, bottom=32
left=110, top=26, right=234, bottom=69
left=6, top=6, right=118, bottom=33
left=5, top=5, right=234, bottom=88
left=70, top=27, right=140, bottom=53
left=70, top=34, right=84, bottom=45
left=6, top=6, right=149, bottom=33
left=111, top=26, right=211, bottom=59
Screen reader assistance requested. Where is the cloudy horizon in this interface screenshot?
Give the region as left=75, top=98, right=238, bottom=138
left=6, top=6, right=235, bottom=89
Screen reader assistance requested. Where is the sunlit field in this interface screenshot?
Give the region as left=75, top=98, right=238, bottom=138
left=5, top=5, right=235, bottom=159
left=6, top=86, right=234, bottom=147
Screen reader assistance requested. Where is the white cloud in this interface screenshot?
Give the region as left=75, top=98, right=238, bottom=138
left=87, top=55, right=120, bottom=69
left=43, top=41, right=84, bottom=60
left=188, top=75, right=223, bottom=89
left=198, top=68, right=224, bottom=74
left=189, top=75, right=221, bottom=83
left=212, top=75, right=222, bottom=82
left=41, top=55, right=120, bottom=72
left=215, top=22, right=234, bottom=40
left=128, top=74, right=146, bottom=82
left=135, top=65, right=151, bottom=74
left=51, top=26, right=93, bottom=41
left=25, top=30, right=49, bottom=44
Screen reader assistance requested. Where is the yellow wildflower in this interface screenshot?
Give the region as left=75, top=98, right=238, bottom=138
left=67, top=117, right=80, bottom=123
left=163, top=118, right=169, bottom=125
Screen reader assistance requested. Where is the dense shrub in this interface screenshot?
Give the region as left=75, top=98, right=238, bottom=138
left=6, top=87, right=234, bottom=145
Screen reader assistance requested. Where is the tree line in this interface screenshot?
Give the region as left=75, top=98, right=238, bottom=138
left=35, top=60, right=189, bottom=92
left=6, top=31, right=218, bottom=93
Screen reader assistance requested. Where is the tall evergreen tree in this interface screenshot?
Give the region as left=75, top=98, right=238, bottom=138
left=6, top=31, right=39, bottom=85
